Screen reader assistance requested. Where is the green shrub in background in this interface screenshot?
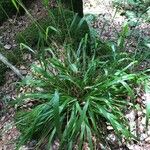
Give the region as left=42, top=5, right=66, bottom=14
left=15, top=9, right=89, bottom=49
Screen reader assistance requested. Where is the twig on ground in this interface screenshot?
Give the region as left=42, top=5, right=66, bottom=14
left=0, top=53, right=23, bottom=79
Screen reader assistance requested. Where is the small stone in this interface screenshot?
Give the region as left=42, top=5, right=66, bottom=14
left=9, top=108, right=14, bottom=114
left=126, top=110, right=135, bottom=120
left=36, top=87, right=44, bottom=92
left=28, top=54, right=32, bottom=60
left=21, top=70, right=27, bottom=75
left=107, top=126, right=113, bottom=130
left=143, top=109, right=146, bottom=114
left=13, top=44, right=17, bottom=47
left=20, top=65, right=26, bottom=70
left=7, top=29, right=11, bottom=33
left=145, top=137, right=150, bottom=143
left=23, top=54, right=28, bottom=60
left=28, top=102, right=33, bottom=107
left=140, top=133, right=147, bottom=140
left=141, top=117, right=146, bottom=124
left=137, top=111, right=142, bottom=116
left=107, top=133, right=116, bottom=142
left=19, top=146, right=28, bottom=150
left=147, top=130, right=150, bottom=136
left=8, top=19, right=13, bottom=23
left=139, top=124, right=144, bottom=133
left=23, top=54, right=32, bottom=61
left=8, top=134, right=12, bottom=140
left=4, top=44, right=12, bottom=50
left=1, top=116, right=5, bottom=122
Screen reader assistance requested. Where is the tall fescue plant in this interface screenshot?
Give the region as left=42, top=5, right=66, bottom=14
left=15, top=31, right=150, bottom=149
left=13, top=0, right=150, bottom=149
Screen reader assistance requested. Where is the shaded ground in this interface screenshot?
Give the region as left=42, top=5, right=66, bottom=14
left=0, top=0, right=150, bottom=149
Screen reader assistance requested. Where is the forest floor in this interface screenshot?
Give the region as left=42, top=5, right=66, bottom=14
left=0, top=0, right=150, bottom=149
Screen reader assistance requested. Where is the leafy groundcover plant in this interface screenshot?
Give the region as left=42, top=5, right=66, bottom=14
left=15, top=30, right=150, bottom=149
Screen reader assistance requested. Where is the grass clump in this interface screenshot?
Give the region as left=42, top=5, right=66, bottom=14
left=15, top=8, right=89, bottom=49
left=15, top=32, right=149, bottom=149
left=13, top=2, right=150, bottom=148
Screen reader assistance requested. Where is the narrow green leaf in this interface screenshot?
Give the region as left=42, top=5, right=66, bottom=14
left=11, top=0, right=19, bottom=11
left=20, top=43, right=35, bottom=53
